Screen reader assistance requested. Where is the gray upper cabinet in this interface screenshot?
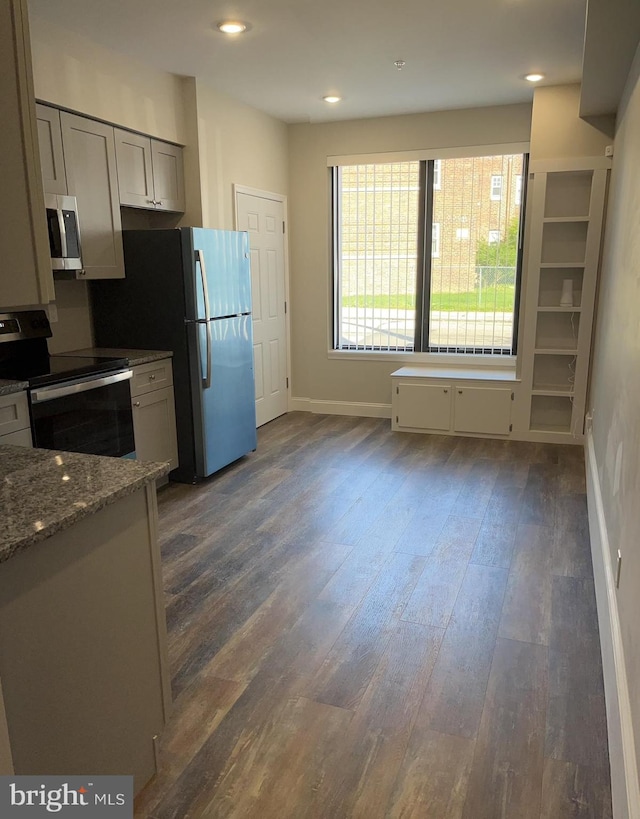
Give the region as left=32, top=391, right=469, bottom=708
left=150, top=141, right=185, bottom=212
left=115, top=129, right=185, bottom=213
left=35, top=104, right=67, bottom=196
left=61, top=112, right=124, bottom=279
left=0, top=0, right=54, bottom=308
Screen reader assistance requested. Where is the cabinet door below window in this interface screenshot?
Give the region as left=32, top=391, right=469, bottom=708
left=395, top=382, right=452, bottom=430
left=454, top=386, right=512, bottom=435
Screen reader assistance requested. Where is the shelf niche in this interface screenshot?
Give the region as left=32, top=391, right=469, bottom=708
left=533, top=353, right=576, bottom=393
left=530, top=394, right=573, bottom=434
left=535, top=311, right=580, bottom=351
left=544, top=170, right=593, bottom=218
left=541, top=221, right=588, bottom=265
left=538, top=268, right=583, bottom=308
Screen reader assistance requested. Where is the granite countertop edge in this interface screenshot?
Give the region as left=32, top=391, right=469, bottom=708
left=0, top=447, right=170, bottom=565
left=57, top=348, right=173, bottom=367
left=0, top=379, right=28, bottom=397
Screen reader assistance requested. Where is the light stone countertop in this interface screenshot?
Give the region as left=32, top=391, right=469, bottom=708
left=0, top=379, right=28, bottom=397
left=57, top=348, right=173, bottom=367
left=0, top=445, right=170, bottom=564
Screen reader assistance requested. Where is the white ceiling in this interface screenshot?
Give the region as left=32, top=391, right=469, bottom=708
left=27, top=0, right=588, bottom=124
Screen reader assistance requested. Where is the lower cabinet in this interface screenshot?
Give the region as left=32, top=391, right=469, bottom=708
left=0, top=392, right=32, bottom=447
left=131, top=360, right=178, bottom=470
left=392, top=369, right=515, bottom=437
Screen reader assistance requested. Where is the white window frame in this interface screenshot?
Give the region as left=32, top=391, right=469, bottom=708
left=456, top=227, right=470, bottom=240
left=490, top=175, right=503, bottom=201
left=515, top=174, right=523, bottom=205
left=431, top=222, right=441, bottom=258
left=488, top=230, right=501, bottom=244
left=433, top=159, right=442, bottom=190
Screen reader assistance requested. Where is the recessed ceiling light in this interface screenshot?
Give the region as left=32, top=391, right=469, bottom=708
left=525, top=73, right=545, bottom=83
left=217, top=21, right=247, bottom=34
left=323, top=95, right=342, bottom=104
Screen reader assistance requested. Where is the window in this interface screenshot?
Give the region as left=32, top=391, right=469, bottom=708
left=333, top=152, right=527, bottom=354
left=490, top=175, right=503, bottom=200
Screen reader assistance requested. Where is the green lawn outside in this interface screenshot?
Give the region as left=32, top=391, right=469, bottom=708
left=342, top=285, right=516, bottom=313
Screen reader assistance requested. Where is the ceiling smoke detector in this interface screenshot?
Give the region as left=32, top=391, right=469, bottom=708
left=394, top=60, right=406, bottom=71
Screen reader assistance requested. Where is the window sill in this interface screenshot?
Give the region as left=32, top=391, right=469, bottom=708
left=327, top=349, right=517, bottom=368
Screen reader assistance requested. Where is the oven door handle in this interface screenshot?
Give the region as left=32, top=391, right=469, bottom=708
left=31, top=369, right=133, bottom=404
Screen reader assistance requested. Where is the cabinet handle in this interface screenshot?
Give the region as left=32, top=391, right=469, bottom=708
left=458, top=389, right=463, bottom=394
left=133, top=401, right=140, bottom=407
left=147, top=199, right=155, bottom=204
left=443, top=389, right=448, bottom=394
left=154, top=200, right=164, bottom=206
left=149, top=374, right=156, bottom=381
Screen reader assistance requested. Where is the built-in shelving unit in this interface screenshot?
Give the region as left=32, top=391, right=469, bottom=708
left=517, top=159, right=610, bottom=442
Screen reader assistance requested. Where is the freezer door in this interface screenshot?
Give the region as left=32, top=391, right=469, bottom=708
left=195, top=314, right=257, bottom=477
left=191, top=228, right=252, bottom=318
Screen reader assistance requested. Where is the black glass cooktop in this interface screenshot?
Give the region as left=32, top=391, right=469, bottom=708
left=2, top=355, right=129, bottom=389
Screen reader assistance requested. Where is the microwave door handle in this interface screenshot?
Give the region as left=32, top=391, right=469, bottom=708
left=57, top=208, right=68, bottom=258
left=195, top=249, right=213, bottom=389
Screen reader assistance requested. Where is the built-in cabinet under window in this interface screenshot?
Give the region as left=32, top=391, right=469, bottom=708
left=391, top=367, right=516, bottom=437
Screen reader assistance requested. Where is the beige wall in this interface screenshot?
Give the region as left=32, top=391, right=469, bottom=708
left=530, top=84, right=614, bottom=161
left=195, top=80, right=289, bottom=231
left=589, top=44, right=640, bottom=781
left=288, top=103, right=532, bottom=405
left=29, top=16, right=186, bottom=144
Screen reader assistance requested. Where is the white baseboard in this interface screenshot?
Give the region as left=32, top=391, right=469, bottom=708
left=586, top=430, right=640, bottom=819
left=289, top=397, right=391, bottom=419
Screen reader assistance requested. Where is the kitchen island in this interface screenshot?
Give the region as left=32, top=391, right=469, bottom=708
left=0, top=445, right=171, bottom=793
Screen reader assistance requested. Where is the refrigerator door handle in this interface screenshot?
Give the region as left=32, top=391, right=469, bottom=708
left=195, top=249, right=213, bottom=389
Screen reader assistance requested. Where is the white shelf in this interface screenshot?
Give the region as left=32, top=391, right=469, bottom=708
left=531, top=388, right=575, bottom=396
left=529, top=423, right=573, bottom=434
left=540, top=262, right=585, bottom=269
left=534, top=347, right=579, bottom=355
left=537, top=306, right=582, bottom=313
left=543, top=216, right=590, bottom=223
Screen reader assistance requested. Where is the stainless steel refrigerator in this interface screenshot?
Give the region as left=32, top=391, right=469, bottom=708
left=91, top=227, right=257, bottom=483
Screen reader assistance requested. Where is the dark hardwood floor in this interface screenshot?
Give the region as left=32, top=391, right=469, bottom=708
left=135, top=412, right=612, bottom=819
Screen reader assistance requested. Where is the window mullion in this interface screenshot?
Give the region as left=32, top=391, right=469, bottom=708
left=416, top=160, right=435, bottom=352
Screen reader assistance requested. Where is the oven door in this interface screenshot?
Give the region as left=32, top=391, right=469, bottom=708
left=30, top=369, right=135, bottom=458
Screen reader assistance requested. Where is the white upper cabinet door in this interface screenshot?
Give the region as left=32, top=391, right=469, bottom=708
left=61, top=112, right=124, bottom=279
left=35, top=104, right=67, bottom=196
left=151, top=141, right=185, bottom=212
left=114, top=129, right=154, bottom=209
left=0, top=0, right=53, bottom=307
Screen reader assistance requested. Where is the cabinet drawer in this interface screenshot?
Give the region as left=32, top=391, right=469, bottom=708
left=0, top=392, right=30, bottom=436
left=130, top=360, right=174, bottom=397
left=0, top=427, right=33, bottom=447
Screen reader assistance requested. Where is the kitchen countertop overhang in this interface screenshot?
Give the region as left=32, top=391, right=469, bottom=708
left=0, top=380, right=28, bottom=397
left=0, top=445, right=170, bottom=564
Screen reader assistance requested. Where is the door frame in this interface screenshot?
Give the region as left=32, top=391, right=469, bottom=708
left=233, top=184, right=292, bottom=414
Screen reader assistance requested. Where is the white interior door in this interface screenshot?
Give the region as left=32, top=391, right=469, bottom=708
left=236, top=190, right=288, bottom=427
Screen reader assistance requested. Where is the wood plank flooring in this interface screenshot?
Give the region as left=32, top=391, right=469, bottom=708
left=135, top=412, right=612, bottom=819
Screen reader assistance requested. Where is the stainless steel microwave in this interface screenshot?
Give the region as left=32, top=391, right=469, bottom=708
left=45, top=193, right=83, bottom=272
